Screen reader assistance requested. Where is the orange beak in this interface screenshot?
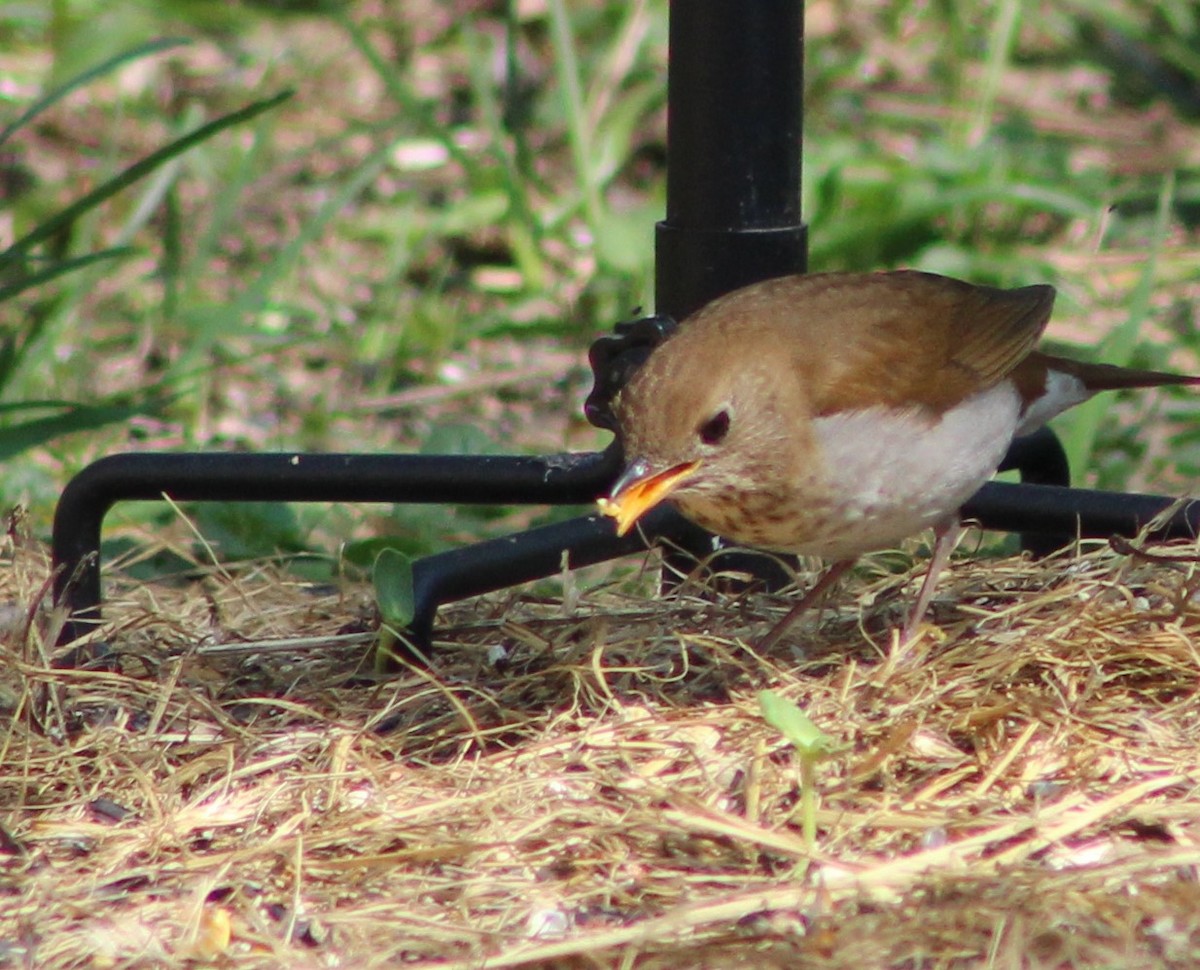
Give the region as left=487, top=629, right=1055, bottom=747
left=597, top=458, right=700, bottom=536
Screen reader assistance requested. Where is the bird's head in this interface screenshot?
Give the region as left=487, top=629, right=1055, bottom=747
left=597, top=317, right=804, bottom=537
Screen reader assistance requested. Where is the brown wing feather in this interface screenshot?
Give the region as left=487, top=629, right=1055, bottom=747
left=621, top=271, right=1060, bottom=442
left=947, top=279, right=1056, bottom=387
left=745, top=271, right=1056, bottom=415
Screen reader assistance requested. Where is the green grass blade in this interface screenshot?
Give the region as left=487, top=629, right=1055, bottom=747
left=1055, top=173, right=1176, bottom=477
left=0, top=399, right=156, bottom=462
left=0, top=246, right=134, bottom=303
left=547, top=0, right=603, bottom=234
left=233, top=140, right=391, bottom=314
left=463, top=25, right=545, bottom=289
left=0, top=89, right=293, bottom=268
left=333, top=10, right=481, bottom=181
left=185, top=111, right=272, bottom=287
left=165, top=137, right=392, bottom=379
left=0, top=37, right=190, bottom=147
left=965, top=0, right=1022, bottom=147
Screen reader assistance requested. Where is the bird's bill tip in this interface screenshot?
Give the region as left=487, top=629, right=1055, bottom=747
left=597, top=460, right=700, bottom=536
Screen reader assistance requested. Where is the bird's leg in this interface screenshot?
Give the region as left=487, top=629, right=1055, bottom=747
left=900, top=517, right=963, bottom=644
left=756, top=559, right=856, bottom=652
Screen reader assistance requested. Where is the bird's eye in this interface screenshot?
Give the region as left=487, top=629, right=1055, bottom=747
left=697, top=409, right=731, bottom=446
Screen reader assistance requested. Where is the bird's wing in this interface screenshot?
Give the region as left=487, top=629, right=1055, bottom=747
left=790, top=271, right=1056, bottom=416
left=945, top=278, right=1056, bottom=388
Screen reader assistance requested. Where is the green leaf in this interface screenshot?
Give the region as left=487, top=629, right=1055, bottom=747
left=419, top=422, right=501, bottom=457
left=342, top=537, right=410, bottom=570
left=593, top=206, right=655, bottom=275
left=190, top=502, right=307, bottom=561
left=758, top=690, right=837, bottom=759
left=432, top=191, right=510, bottom=238
left=373, top=547, right=416, bottom=628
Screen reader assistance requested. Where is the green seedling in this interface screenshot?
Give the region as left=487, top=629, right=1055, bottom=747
left=372, top=547, right=417, bottom=672
left=758, top=689, right=841, bottom=849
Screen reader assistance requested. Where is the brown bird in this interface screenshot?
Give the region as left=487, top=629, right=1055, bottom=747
left=597, top=270, right=1200, bottom=647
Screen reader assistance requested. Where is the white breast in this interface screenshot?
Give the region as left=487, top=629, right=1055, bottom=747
left=799, top=381, right=1024, bottom=559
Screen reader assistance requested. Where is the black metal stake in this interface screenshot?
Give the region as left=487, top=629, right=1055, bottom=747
left=50, top=450, right=615, bottom=646
left=50, top=434, right=1199, bottom=659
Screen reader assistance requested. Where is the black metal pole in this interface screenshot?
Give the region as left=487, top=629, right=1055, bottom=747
left=656, top=0, right=807, bottom=320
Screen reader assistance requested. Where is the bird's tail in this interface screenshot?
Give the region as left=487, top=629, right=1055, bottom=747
left=1041, top=354, right=1200, bottom=392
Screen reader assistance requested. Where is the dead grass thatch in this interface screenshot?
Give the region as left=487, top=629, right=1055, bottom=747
left=3, top=526, right=1200, bottom=969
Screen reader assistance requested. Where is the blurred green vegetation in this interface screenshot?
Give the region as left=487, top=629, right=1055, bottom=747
left=2, top=0, right=1199, bottom=571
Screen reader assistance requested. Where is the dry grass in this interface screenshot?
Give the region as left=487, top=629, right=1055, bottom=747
left=3, top=523, right=1200, bottom=969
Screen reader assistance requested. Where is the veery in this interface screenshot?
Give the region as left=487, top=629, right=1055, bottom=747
left=597, top=270, right=1200, bottom=646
